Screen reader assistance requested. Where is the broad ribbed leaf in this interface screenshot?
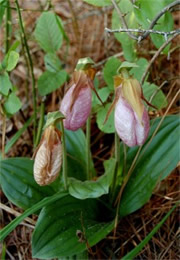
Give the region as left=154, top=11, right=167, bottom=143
left=120, top=115, right=180, bottom=216
left=34, top=12, right=63, bottom=52
left=0, top=158, right=55, bottom=209
left=0, top=192, right=68, bottom=241
left=69, top=158, right=116, bottom=199
left=32, top=195, right=114, bottom=258
left=65, top=128, right=95, bottom=180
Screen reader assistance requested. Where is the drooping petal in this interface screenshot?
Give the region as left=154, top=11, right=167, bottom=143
left=115, top=96, right=149, bottom=147
left=122, top=78, right=144, bottom=125
left=115, top=97, right=136, bottom=147
left=134, top=107, right=150, bottom=146
left=60, top=83, right=92, bottom=131
left=33, top=126, right=62, bottom=186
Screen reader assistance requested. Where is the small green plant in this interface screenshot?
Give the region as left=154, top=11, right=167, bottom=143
left=0, top=0, right=179, bottom=259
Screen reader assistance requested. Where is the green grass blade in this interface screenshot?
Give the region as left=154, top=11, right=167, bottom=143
left=5, top=114, right=34, bottom=154
left=121, top=203, right=178, bottom=260
left=0, top=192, right=67, bottom=241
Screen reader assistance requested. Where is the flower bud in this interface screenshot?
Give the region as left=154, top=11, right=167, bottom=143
left=33, top=125, right=62, bottom=186
left=60, top=70, right=93, bottom=131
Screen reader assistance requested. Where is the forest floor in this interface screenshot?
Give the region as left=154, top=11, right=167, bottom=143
left=0, top=0, right=180, bottom=259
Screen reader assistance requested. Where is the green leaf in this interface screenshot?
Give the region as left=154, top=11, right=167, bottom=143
left=69, top=158, right=116, bottom=199
left=44, top=53, right=62, bottom=72
left=134, top=0, right=173, bottom=52
left=6, top=51, right=19, bottom=71
left=122, top=203, right=177, bottom=259
left=5, top=114, right=34, bottom=154
left=37, top=70, right=67, bottom=96
left=4, top=92, right=22, bottom=115
left=118, top=61, right=139, bottom=70
left=92, top=87, right=111, bottom=108
left=0, top=157, right=55, bottom=209
left=34, top=11, right=63, bottom=53
left=143, top=82, right=168, bottom=110
left=96, top=103, right=115, bottom=133
left=120, top=115, right=180, bottom=216
left=0, top=192, right=68, bottom=242
left=0, top=72, right=12, bottom=96
left=65, top=128, right=95, bottom=180
left=83, top=0, right=111, bottom=7
left=112, top=0, right=137, bottom=61
left=130, top=58, right=148, bottom=82
left=103, top=57, right=121, bottom=90
left=32, top=195, right=114, bottom=258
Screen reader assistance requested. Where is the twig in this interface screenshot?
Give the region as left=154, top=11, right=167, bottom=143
left=15, top=0, right=37, bottom=146
left=109, top=0, right=180, bottom=42
left=0, top=203, right=36, bottom=225
left=139, top=0, right=180, bottom=41
left=105, top=28, right=180, bottom=39
left=111, top=0, right=138, bottom=40
left=94, top=52, right=123, bottom=67
left=140, top=33, right=179, bottom=85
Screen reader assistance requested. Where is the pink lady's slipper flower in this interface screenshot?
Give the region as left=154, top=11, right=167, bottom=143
left=33, top=125, right=62, bottom=185
left=105, top=69, right=151, bottom=147
left=60, top=58, right=102, bottom=131
left=60, top=70, right=93, bottom=131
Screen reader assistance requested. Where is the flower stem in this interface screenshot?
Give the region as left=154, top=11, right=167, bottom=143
left=15, top=0, right=37, bottom=146
left=86, top=116, right=91, bottom=180
left=60, top=120, right=68, bottom=190
left=35, top=101, right=45, bottom=147
left=111, top=132, right=120, bottom=200
left=5, top=0, right=11, bottom=53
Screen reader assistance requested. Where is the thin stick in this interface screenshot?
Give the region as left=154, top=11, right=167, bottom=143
left=15, top=0, right=37, bottom=146
left=86, top=116, right=91, bottom=180
left=105, top=28, right=180, bottom=37
left=109, top=0, right=180, bottom=42
left=60, top=120, right=68, bottom=190
left=0, top=203, right=36, bottom=225
left=140, top=33, right=179, bottom=85
left=111, top=0, right=138, bottom=40
left=140, top=0, right=180, bottom=41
